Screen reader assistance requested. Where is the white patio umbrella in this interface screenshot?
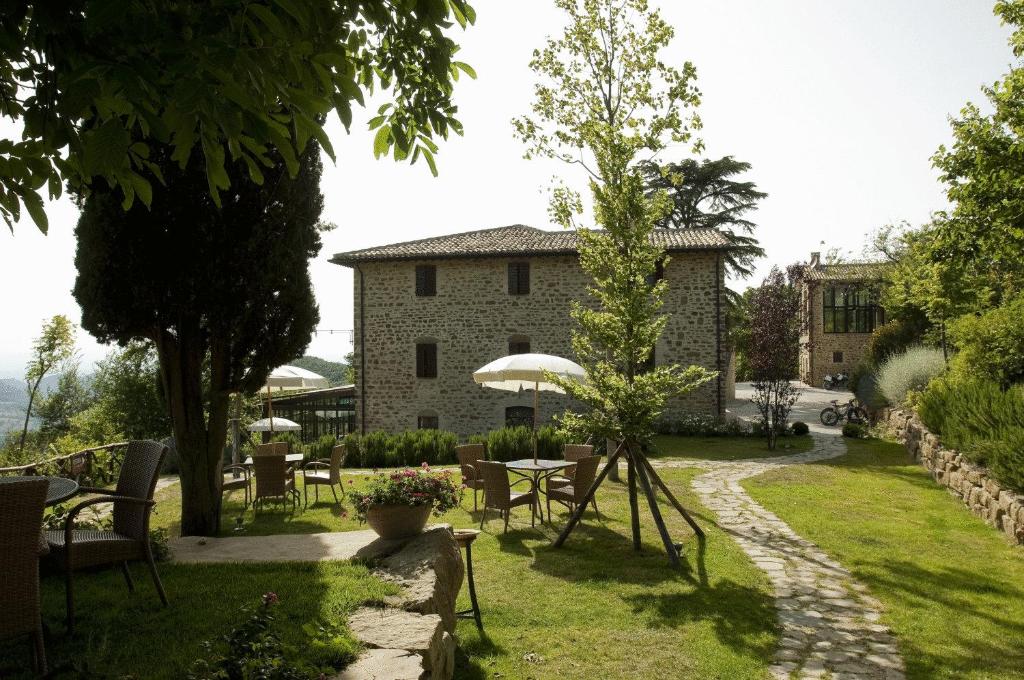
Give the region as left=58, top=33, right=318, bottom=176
left=247, top=417, right=302, bottom=432
left=262, top=365, right=329, bottom=434
left=473, top=353, right=587, bottom=463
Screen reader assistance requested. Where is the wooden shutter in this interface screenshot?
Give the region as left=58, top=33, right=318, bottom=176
left=415, top=265, right=436, bottom=296
left=508, top=262, right=530, bottom=295
left=416, top=343, right=437, bottom=378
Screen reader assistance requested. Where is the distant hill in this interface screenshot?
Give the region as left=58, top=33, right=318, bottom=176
left=289, top=356, right=351, bottom=387
left=0, top=375, right=61, bottom=434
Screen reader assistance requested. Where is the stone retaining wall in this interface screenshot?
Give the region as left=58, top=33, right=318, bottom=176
left=881, top=408, right=1024, bottom=545
left=338, top=526, right=464, bottom=680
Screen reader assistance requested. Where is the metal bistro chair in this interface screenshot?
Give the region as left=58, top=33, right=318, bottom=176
left=455, top=444, right=486, bottom=511
left=0, top=478, right=49, bottom=673
left=546, top=454, right=603, bottom=524
left=45, top=440, right=169, bottom=633
left=302, top=444, right=345, bottom=507
left=477, top=460, right=536, bottom=534
left=222, top=463, right=252, bottom=508
left=252, top=452, right=299, bottom=513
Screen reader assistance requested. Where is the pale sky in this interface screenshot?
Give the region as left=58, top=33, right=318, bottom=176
left=0, top=1, right=1013, bottom=377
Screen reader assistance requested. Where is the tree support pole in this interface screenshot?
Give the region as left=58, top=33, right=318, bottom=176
left=626, top=446, right=641, bottom=551
left=553, top=442, right=625, bottom=548
left=631, top=443, right=680, bottom=568
left=639, top=456, right=705, bottom=538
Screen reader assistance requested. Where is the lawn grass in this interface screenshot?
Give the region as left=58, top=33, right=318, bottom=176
left=150, top=463, right=779, bottom=679
left=0, top=561, right=398, bottom=679
left=743, top=437, right=1024, bottom=680
left=649, top=434, right=813, bottom=461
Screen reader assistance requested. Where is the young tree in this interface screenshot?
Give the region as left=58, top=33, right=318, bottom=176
left=640, top=156, right=766, bottom=278
left=90, top=342, right=171, bottom=441
left=748, top=268, right=800, bottom=450
left=19, top=315, right=75, bottom=451
left=1, top=1, right=475, bottom=232
left=35, top=361, right=93, bottom=439
left=74, top=145, right=324, bottom=536
left=514, top=0, right=714, bottom=565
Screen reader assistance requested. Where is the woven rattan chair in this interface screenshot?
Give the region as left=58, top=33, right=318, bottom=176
left=455, top=444, right=486, bottom=511
left=546, top=454, right=602, bottom=523
left=45, top=439, right=169, bottom=633
left=253, top=452, right=298, bottom=513
left=546, top=444, right=599, bottom=514
left=0, top=478, right=48, bottom=673
left=222, top=463, right=251, bottom=508
left=478, top=460, right=536, bottom=534
left=302, top=444, right=344, bottom=507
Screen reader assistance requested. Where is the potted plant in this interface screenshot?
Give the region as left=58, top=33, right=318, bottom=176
left=348, top=464, right=463, bottom=539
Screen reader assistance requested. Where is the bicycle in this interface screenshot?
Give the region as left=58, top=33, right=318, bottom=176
left=819, top=399, right=867, bottom=427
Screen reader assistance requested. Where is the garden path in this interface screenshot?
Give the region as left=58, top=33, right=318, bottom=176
left=650, top=432, right=905, bottom=679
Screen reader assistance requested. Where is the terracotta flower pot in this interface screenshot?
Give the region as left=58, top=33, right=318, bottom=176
left=366, top=503, right=432, bottom=539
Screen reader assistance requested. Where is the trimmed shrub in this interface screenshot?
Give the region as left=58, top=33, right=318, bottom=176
left=270, top=431, right=304, bottom=456
left=484, top=426, right=533, bottom=462
left=917, top=376, right=1024, bottom=492
left=865, top=312, right=930, bottom=366
left=307, top=434, right=338, bottom=461
left=535, top=426, right=567, bottom=459
left=949, top=293, right=1024, bottom=387
left=655, top=413, right=753, bottom=437
left=842, top=422, right=865, bottom=438
left=791, top=421, right=809, bottom=436
left=340, top=429, right=458, bottom=468
left=876, top=346, right=946, bottom=406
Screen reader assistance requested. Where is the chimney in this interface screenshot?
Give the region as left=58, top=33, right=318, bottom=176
left=809, top=251, right=821, bottom=268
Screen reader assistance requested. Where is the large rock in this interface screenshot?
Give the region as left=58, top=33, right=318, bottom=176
left=376, top=526, right=464, bottom=634
left=348, top=607, right=454, bottom=679
left=335, top=648, right=426, bottom=680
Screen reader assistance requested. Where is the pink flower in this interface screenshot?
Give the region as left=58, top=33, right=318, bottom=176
left=348, top=479, right=354, bottom=484
left=421, top=462, right=430, bottom=470
left=262, top=592, right=279, bottom=606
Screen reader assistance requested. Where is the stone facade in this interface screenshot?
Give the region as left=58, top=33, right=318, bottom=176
left=342, top=244, right=726, bottom=439
left=882, top=408, right=1024, bottom=545
left=797, top=253, right=888, bottom=387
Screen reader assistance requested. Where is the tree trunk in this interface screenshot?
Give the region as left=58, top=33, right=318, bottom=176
left=155, top=326, right=226, bottom=537
left=18, top=377, right=43, bottom=452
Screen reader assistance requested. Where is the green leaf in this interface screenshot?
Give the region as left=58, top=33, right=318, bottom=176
left=130, top=172, right=153, bottom=207
left=373, top=125, right=391, bottom=158
left=453, top=61, right=477, bottom=79
left=22, top=190, right=48, bottom=234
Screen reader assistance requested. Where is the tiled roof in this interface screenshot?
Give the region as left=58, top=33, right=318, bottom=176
left=802, top=261, right=890, bottom=282
left=330, top=224, right=732, bottom=266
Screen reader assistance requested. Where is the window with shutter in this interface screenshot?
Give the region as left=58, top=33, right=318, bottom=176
left=508, top=262, right=530, bottom=295
left=415, top=265, right=436, bottom=296
left=416, top=343, right=437, bottom=378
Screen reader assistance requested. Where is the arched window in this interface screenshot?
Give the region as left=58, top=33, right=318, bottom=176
left=505, top=406, right=534, bottom=429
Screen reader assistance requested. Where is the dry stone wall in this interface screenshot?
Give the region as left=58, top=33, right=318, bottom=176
left=882, top=408, right=1024, bottom=545
left=352, top=251, right=725, bottom=438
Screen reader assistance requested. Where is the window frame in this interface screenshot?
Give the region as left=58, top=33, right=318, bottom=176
left=415, top=264, right=437, bottom=297
left=507, top=261, right=530, bottom=295
left=505, top=406, right=535, bottom=429
left=822, top=285, right=884, bottom=334
left=417, top=415, right=439, bottom=430
left=415, top=342, right=438, bottom=378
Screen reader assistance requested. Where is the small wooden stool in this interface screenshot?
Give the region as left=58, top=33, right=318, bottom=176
left=453, top=529, right=483, bottom=630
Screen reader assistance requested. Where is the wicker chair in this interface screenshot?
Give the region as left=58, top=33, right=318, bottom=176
left=45, top=439, right=169, bottom=633
left=222, top=463, right=251, bottom=508
left=546, top=444, right=600, bottom=515
left=0, top=478, right=48, bottom=673
left=302, top=444, right=345, bottom=507
left=252, top=452, right=298, bottom=513
left=477, top=460, right=536, bottom=534
left=546, top=454, right=602, bottom=523
left=455, top=444, right=486, bottom=511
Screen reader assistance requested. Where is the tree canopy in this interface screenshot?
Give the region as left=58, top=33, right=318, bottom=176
left=640, top=156, right=766, bottom=278
left=514, top=0, right=713, bottom=446
left=74, top=143, right=326, bottom=535
left=1, top=0, right=475, bottom=233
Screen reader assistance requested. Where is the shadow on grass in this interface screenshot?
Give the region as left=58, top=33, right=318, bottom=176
left=453, top=629, right=510, bottom=680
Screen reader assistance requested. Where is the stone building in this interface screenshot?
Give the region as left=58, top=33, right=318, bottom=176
left=796, top=252, right=889, bottom=387
left=331, top=225, right=732, bottom=438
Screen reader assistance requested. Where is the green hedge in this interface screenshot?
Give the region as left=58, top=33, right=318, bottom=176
left=341, top=429, right=458, bottom=468
left=918, top=376, right=1024, bottom=492
left=468, top=426, right=567, bottom=462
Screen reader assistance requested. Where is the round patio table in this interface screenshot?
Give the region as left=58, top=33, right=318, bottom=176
left=0, top=475, right=79, bottom=506
left=504, top=459, right=570, bottom=524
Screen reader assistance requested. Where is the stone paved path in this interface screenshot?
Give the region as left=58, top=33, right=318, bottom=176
left=650, top=434, right=905, bottom=680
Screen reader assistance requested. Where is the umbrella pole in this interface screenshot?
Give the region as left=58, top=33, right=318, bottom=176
left=266, top=383, right=275, bottom=435
left=533, top=381, right=539, bottom=464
